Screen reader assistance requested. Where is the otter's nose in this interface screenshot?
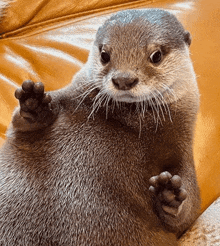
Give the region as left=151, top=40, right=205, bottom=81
left=112, top=74, right=139, bottom=90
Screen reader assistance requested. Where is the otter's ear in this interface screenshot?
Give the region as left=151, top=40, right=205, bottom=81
left=184, top=31, right=192, bottom=46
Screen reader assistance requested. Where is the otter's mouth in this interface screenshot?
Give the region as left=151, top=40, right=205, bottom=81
left=114, top=93, right=137, bottom=103
left=79, top=86, right=175, bottom=126
left=111, top=82, right=176, bottom=105
left=81, top=85, right=173, bottom=121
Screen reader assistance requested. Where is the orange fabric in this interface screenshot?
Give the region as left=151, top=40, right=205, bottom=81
left=0, top=0, right=152, bottom=35
left=0, top=0, right=220, bottom=212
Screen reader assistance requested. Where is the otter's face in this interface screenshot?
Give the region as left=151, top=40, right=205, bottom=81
left=86, top=9, right=197, bottom=106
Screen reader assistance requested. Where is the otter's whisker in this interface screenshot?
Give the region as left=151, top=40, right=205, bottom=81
left=151, top=98, right=159, bottom=132
left=115, top=100, right=120, bottom=110
left=74, top=84, right=100, bottom=112
left=104, top=94, right=112, bottom=119
left=143, top=99, right=147, bottom=118
left=75, top=83, right=96, bottom=99
left=161, top=83, right=177, bottom=119
left=112, top=99, right=116, bottom=114
left=139, top=100, right=144, bottom=119
left=151, top=89, right=165, bottom=122
left=138, top=114, right=142, bottom=139
left=156, top=88, right=173, bottom=123
left=149, top=98, right=156, bottom=125
left=159, top=93, right=169, bottom=115
left=161, top=83, right=177, bottom=103
left=158, top=90, right=173, bottom=123
left=150, top=92, right=162, bottom=126
left=155, top=88, right=168, bottom=114
left=88, top=90, right=104, bottom=120
left=135, top=101, right=140, bottom=116
left=139, top=98, right=146, bottom=120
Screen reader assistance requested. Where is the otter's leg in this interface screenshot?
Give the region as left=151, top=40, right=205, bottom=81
left=11, top=80, right=58, bottom=132
left=149, top=171, right=187, bottom=217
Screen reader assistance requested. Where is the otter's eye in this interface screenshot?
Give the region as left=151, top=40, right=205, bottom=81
left=101, top=51, right=110, bottom=64
left=150, top=50, right=162, bottom=64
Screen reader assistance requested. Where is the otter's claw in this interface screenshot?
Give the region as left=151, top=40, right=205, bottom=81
left=149, top=171, right=187, bottom=216
left=15, top=80, right=52, bottom=123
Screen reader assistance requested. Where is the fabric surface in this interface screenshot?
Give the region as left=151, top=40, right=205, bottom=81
left=0, top=0, right=152, bottom=35
left=179, top=197, right=220, bottom=245
left=0, top=0, right=220, bottom=215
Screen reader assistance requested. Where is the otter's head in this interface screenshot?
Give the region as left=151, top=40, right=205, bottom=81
left=86, top=8, right=197, bottom=110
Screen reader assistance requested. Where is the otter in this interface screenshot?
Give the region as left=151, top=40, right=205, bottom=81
left=0, top=9, right=200, bottom=246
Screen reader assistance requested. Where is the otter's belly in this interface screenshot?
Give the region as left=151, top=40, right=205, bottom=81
left=0, top=117, right=177, bottom=245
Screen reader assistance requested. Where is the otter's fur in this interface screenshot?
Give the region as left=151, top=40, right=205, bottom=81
left=0, top=9, right=200, bottom=246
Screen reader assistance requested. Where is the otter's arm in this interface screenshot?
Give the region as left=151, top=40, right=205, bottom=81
left=149, top=157, right=200, bottom=236
left=11, top=80, right=60, bottom=132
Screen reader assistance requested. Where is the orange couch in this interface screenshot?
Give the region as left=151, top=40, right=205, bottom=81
left=0, top=0, right=220, bottom=242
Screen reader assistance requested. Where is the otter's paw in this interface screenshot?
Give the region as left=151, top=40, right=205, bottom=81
left=15, top=80, right=52, bottom=122
left=149, top=172, right=187, bottom=217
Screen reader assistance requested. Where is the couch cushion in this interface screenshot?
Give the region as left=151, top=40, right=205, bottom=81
left=0, top=0, right=220, bottom=213
left=0, top=0, right=152, bottom=35
left=179, top=197, right=220, bottom=245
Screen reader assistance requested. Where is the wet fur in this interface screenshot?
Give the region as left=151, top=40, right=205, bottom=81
left=0, top=9, right=200, bottom=246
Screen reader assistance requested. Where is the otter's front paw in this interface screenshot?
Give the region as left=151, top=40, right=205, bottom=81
left=15, top=80, right=52, bottom=123
left=149, top=172, right=187, bottom=217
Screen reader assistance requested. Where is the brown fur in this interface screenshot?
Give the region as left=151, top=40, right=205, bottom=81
left=0, top=9, right=200, bottom=245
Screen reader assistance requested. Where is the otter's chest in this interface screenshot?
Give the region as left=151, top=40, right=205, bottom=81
left=41, top=110, right=178, bottom=185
